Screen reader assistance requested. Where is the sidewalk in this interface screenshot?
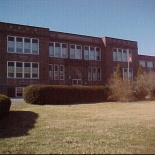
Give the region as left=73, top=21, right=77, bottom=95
left=11, top=98, right=25, bottom=104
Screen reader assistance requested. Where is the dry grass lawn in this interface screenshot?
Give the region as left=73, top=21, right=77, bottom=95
left=0, top=100, right=155, bottom=154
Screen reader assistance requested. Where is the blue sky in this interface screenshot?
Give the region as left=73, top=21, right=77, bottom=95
left=0, top=0, right=155, bottom=56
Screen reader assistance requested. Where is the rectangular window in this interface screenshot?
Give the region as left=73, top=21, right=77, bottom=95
left=72, top=79, right=82, bottom=86
left=16, top=87, right=24, bottom=98
left=24, top=63, right=31, bottom=78
left=98, top=68, right=101, bottom=81
left=55, top=43, right=61, bottom=57
left=113, top=67, right=116, bottom=77
left=147, top=61, right=153, bottom=68
left=123, top=68, right=133, bottom=81
left=90, top=47, right=95, bottom=60
left=62, top=43, right=68, bottom=58
left=8, top=62, right=15, bottom=78
left=7, top=61, right=39, bottom=79
left=32, top=39, right=39, bottom=54
left=49, top=64, right=53, bottom=79
left=88, top=67, right=92, bottom=81
left=75, top=45, right=82, bottom=59
left=8, top=36, right=15, bottom=53
left=16, top=37, right=23, bottom=53
left=49, top=43, right=54, bottom=57
left=84, top=46, right=89, bottom=60
left=16, top=62, right=23, bottom=78
left=32, top=63, right=39, bottom=78
left=60, top=65, right=65, bottom=80
left=54, top=65, right=59, bottom=80
left=117, top=49, right=122, bottom=61
left=113, top=48, right=117, bottom=61
left=122, top=49, right=127, bottom=62
left=93, top=67, right=97, bottom=81
left=7, top=36, right=39, bottom=55
left=139, top=60, right=145, bottom=67
left=24, top=38, right=31, bottom=54
left=95, top=48, right=101, bottom=60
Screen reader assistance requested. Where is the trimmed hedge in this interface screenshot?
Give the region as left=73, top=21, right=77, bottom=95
left=23, top=85, right=109, bottom=105
left=0, top=94, right=11, bottom=118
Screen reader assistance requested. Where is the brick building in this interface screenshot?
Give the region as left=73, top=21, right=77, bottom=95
left=0, top=22, right=154, bottom=97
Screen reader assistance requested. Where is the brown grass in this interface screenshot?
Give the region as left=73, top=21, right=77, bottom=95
left=0, top=101, right=155, bottom=154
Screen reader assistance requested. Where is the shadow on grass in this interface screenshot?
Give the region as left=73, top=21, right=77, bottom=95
left=0, top=111, right=38, bottom=138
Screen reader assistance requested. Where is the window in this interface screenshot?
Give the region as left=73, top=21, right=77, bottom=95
left=49, top=64, right=53, bottom=79
left=49, top=43, right=54, bottom=57
left=93, top=67, right=97, bottom=81
left=123, top=68, right=133, bottom=81
left=88, top=67, right=92, bottom=81
left=54, top=65, right=59, bottom=80
left=72, top=79, right=82, bottom=85
left=70, top=44, right=82, bottom=59
left=97, top=68, right=101, bottom=81
left=16, top=87, right=24, bottom=97
left=24, top=38, right=31, bottom=54
left=84, top=46, right=101, bottom=61
left=147, top=61, right=153, bottom=72
left=8, top=36, right=15, bottom=53
left=16, top=62, right=23, bottom=78
left=7, top=61, right=39, bottom=79
left=32, top=39, right=39, bottom=54
left=113, top=48, right=132, bottom=62
left=50, top=64, right=65, bottom=80
left=84, top=47, right=89, bottom=60
left=88, top=67, right=101, bottom=81
left=139, top=60, right=145, bottom=67
left=49, top=42, right=68, bottom=58
left=24, top=63, right=31, bottom=78
left=60, top=65, right=65, bottom=80
left=8, top=62, right=15, bottom=78
left=7, top=36, right=39, bottom=54
left=55, top=43, right=61, bottom=57
left=32, top=63, right=39, bottom=78
left=16, top=37, right=23, bottom=53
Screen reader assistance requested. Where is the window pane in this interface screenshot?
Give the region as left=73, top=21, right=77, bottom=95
left=88, top=67, right=92, bottom=81
left=32, top=39, right=39, bottom=54
left=90, top=47, right=95, bottom=60
left=49, top=64, right=53, bottom=79
left=113, top=49, right=117, bottom=61
left=117, top=49, right=122, bottom=61
left=122, top=49, right=127, bottom=62
left=75, top=46, right=82, bottom=59
left=49, top=43, right=54, bottom=57
left=16, top=37, right=23, bottom=53
left=24, top=38, right=31, bottom=54
left=8, top=36, right=15, bottom=53
left=55, top=43, right=61, bottom=57
left=62, top=44, right=68, bottom=58
left=84, top=47, right=89, bottom=60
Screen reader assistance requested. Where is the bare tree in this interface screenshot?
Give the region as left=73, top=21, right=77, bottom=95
left=108, top=77, right=135, bottom=102
left=135, top=71, right=155, bottom=99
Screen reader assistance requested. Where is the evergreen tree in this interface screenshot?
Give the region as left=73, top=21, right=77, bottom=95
left=115, top=64, right=123, bottom=80
left=137, top=65, right=144, bottom=77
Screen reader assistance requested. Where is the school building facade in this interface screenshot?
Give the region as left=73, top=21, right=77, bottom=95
left=0, top=22, right=155, bottom=97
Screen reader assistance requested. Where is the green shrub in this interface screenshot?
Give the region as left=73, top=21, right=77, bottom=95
left=23, top=85, right=109, bottom=105
left=0, top=94, right=11, bottom=118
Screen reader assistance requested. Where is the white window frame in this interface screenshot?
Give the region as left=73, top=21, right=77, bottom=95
left=113, top=48, right=132, bottom=62
left=49, top=42, right=68, bottom=58
left=84, top=46, right=101, bottom=61
left=70, top=44, right=82, bottom=59
left=7, top=61, right=39, bottom=79
left=7, top=36, right=39, bottom=55
left=139, top=60, right=145, bottom=67
left=123, top=68, right=133, bottom=81
left=60, top=65, right=65, bottom=80
left=16, top=87, right=25, bottom=98
left=49, top=64, right=53, bottom=80
left=54, top=64, right=59, bottom=80
left=72, top=79, right=82, bottom=86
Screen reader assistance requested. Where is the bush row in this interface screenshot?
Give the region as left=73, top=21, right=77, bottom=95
left=23, top=85, right=109, bottom=105
left=0, top=94, right=11, bottom=118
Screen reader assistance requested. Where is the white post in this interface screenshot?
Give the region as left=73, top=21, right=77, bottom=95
left=127, top=49, right=130, bottom=80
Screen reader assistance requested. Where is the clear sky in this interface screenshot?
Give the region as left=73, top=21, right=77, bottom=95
left=0, top=0, right=155, bottom=56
